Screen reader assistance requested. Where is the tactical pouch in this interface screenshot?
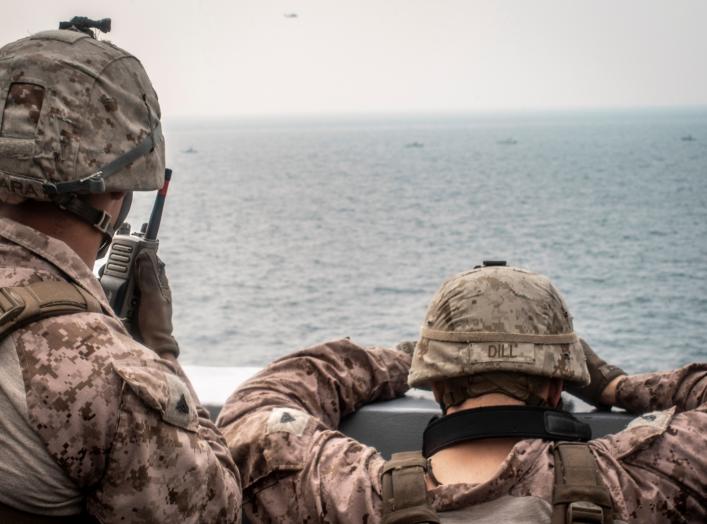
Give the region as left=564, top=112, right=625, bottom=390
left=551, top=442, right=614, bottom=524
left=381, top=451, right=440, bottom=524
left=0, top=280, right=102, bottom=342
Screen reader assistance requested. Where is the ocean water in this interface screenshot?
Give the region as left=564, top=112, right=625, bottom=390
left=124, top=109, right=707, bottom=372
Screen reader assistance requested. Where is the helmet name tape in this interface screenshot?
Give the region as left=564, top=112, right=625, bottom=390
left=0, top=175, right=42, bottom=199
left=461, top=342, right=536, bottom=365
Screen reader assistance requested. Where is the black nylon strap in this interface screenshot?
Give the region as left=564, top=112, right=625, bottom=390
left=43, top=121, right=161, bottom=195
left=0, top=281, right=104, bottom=344
left=51, top=181, right=134, bottom=247
left=53, top=195, right=115, bottom=236
left=422, top=406, right=592, bottom=458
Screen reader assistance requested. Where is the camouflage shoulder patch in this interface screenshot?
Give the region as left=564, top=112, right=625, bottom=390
left=626, top=406, right=676, bottom=432
left=112, top=361, right=198, bottom=432
left=266, top=407, right=310, bottom=436
left=612, top=406, right=677, bottom=459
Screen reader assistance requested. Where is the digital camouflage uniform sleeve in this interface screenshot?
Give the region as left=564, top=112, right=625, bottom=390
left=14, top=312, right=242, bottom=523
left=590, top=363, right=707, bottom=522
left=614, top=362, right=707, bottom=414
left=217, top=339, right=411, bottom=523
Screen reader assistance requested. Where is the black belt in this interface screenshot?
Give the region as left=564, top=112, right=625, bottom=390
left=422, top=405, right=592, bottom=457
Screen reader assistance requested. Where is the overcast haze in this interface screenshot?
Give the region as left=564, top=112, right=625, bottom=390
left=5, top=1, right=707, bottom=117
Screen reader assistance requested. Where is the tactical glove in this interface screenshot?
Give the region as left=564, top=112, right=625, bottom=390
left=394, top=340, right=417, bottom=356
left=565, top=338, right=625, bottom=409
left=134, top=250, right=180, bottom=357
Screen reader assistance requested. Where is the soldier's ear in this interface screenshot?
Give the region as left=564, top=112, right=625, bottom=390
left=431, top=383, right=441, bottom=402
left=431, top=383, right=448, bottom=413
left=548, top=379, right=564, bottom=407
left=86, top=191, right=125, bottom=211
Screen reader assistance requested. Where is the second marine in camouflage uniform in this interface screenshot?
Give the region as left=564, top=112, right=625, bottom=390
left=218, top=266, right=706, bottom=523
left=0, top=21, right=241, bottom=522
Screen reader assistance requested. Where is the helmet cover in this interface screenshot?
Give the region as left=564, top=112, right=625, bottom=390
left=408, top=266, right=590, bottom=388
left=0, top=28, right=164, bottom=202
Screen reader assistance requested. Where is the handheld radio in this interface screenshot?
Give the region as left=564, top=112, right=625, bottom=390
left=100, top=169, right=172, bottom=333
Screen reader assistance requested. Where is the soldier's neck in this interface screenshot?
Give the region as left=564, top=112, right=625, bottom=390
left=428, top=394, right=525, bottom=487
left=0, top=202, right=102, bottom=268
left=429, top=438, right=522, bottom=487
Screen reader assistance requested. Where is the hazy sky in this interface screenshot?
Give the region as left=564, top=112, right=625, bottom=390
left=5, top=1, right=707, bottom=117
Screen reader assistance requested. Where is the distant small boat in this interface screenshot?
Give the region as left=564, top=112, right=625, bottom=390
left=182, top=147, right=198, bottom=154
left=681, top=135, right=696, bottom=142
left=497, top=138, right=518, bottom=145
left=405, top=142, right=424, bottom=148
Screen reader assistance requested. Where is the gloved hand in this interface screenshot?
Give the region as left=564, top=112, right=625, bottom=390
left=565, top=338, right=625, bottom=409
left=394, top=340, right=417, bottom=356
left=134, top=250, right=180, bottom=358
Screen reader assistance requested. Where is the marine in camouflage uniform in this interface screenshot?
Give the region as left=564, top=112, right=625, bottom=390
left=0, top=21, right=241, bottom=522
left=218, top=266, right=705, bottom=523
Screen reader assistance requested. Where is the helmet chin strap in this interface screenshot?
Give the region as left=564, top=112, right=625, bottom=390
left=39, top=107, right=157, bottom=258
left=97, top=191, right=132, bottom=258
left=42, top=121, right=161, bottom=196
left=52, top=191, right=133, bottom=258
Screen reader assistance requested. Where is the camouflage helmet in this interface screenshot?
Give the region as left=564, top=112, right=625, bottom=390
left=0, top=24, right=164, bottom=204
left=408, top=264, right=590, bottom=389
